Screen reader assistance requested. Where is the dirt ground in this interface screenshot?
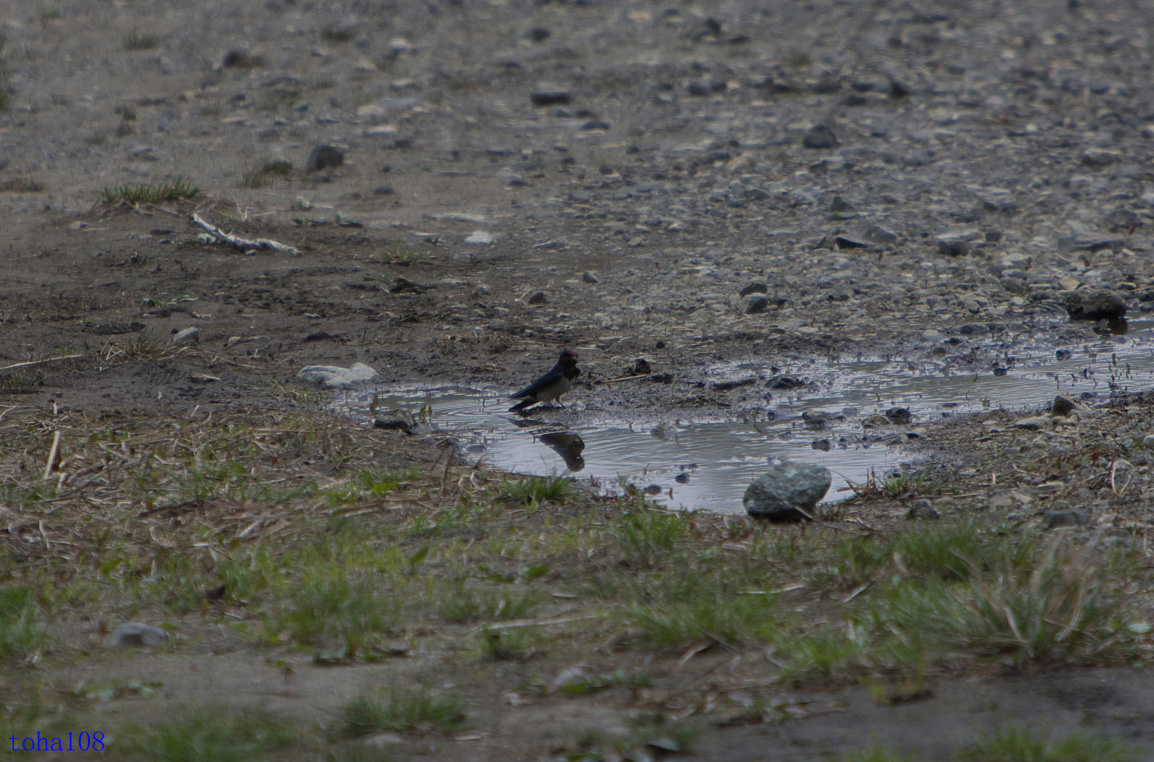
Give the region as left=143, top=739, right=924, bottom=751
left=5, top=0, right=1154, bottom=759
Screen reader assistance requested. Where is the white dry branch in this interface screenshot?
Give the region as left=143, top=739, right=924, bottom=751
left=191, top=213, right=302, bottom=256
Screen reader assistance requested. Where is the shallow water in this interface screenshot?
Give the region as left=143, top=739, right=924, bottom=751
left=344, top=323, right=1154, bottom=513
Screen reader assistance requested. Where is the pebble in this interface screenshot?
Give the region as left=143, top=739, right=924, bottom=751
left=743, top=294, right=769, bottom=314
left=1051, top=395, right=1077, bottom=417
left=1044, top=509, right=1092, bottom=529
left=374, top=409, right=416, bottom=434
left=107, top=622, right=168, bottom=649
left=802, top=124, right=839, bottom=149
left=171, top=327, right=199, bottom=346
left=306, top=144, right=345, bottom=172
left=582, top=272, right=599, bottom=284
left=885, top=407, right=912, bottom=425
left=465, top=231, right=493, bottom=244
left=907, top=499, right=941, bottom=520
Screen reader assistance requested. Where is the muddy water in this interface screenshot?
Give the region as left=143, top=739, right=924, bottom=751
left=347, top=326, right=1154, bottom=513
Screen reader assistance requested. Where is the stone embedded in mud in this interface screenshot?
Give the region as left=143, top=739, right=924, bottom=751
left=374, top=409, right=416, bottom=434
left=802, top=123, right=839, bottom=149
left=306, top=144, right=345, bottom=172
left=1044, top=509, right=1091, bottom=529
left=1051, top=395, right=1078, bottom=417
left=107, top=622, right=168, bottom=649
left=743, top=462, right=831, bottom=522
left=907, top=499, right=940, bottom=520
left=1065, top=289, right=1127, bottom=321
left=742, top=294, right=770, bottom=314
left=885, top=407, right=912, bottom=425
left=297, top=362, right=379, bottom=388
left=171, top=327, right=199, bottom=346
left=937, top=236, right=970, bottom=257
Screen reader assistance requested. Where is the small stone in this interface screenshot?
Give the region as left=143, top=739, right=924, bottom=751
left=811, top=438, right=831, bottom=452
left=171, top=327, right=199, bottom=346
left=372, top=185, right=395, bottom=196
left=1044, top=509, right=1091, bottom=529
left=937, top=237, right=970, bottom=257
left=885, top=407, right=912, bottom=425
left=1065, top=290, right=1127, bottom=321
left=374, top=409, right=416, bottom=434
left=767, top=376, right=806, bottom=390
left=530, top=90, right=570, bottom=106
left=802, top=124, right=838, bottom=149
left=744, top=461, right=831, bottom=521
left=1013, top=416, right=1049, bottom=431
left=625, top=358, right=652, bottom=376
left=582, top=271, right=599, bottom=284
left=743, top=294, right=770, bottom=314
left=674, top=472, right=690, bottom=484
left=527, top=291, right=548, bottom=305
left=1080, top=149, right=1121, bottom=168
left=862, top=224, right=899, bottom=244
left=907, top=499, right=941, bottom=520
left=1051, top=395, right=1077, bottom=417
left=465, top=231, right=493, bottom=244
left=306, top=144, right=345, bottom=172
left=643, top=484, right=662, bottom=495
left=107, top=622, right=168, bottom=649
left=739, top=281, right=768, bottom=297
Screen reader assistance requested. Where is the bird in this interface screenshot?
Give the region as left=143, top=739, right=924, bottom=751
left=509, top=349, right=580, bottom=413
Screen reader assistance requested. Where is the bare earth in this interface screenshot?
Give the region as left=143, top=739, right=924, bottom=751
left=5, top=0, right=1154, bottom=759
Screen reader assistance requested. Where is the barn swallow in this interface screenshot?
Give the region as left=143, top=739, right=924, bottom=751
left=509, top=349, right=580, bottom=412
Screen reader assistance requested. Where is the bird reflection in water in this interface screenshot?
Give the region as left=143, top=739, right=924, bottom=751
left=537, top=431, right=586, bottom=472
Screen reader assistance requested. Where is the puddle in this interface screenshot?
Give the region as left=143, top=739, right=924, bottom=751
left=342, top=324, right=1154, bottom=514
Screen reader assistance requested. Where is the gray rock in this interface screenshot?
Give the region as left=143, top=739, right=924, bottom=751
left=1051, top=395, right=1077, bottom=417
left=1013, top=416, right=1050, bottom=431
left=306, top=144, right=345, bottom=172
left=530, top=90, right=570, bottom=106
left=171, top=327, right=199, bottom=346
left=1044, top=509, right=1091, bottom=529
left=885, top=407, right=912, bottom=425
left=739, top=281, right=768, bottom=297
left=937, top=237, right=970, bottom=257
left=1143, top=435, right=1154, bottom=451
left=907, top=499, right=941, bottom=520
left=465, top=230, right=494, bottom=244
left=582, top=271, right=599, bottom=284
left=743, top=293, right=770, bottom=314
left=743, top=461, right=831, bottom=521
left=297, top=362, right=379, bottom=388
left=1066, top=290, right=1127, bottom=320
left=802, top=124, right=838, bottom=149
left=862, top=224, right=898, bottom=244
left=374, top=409, right=416, bottom=434
left=107, top=622, right=168, bottom=649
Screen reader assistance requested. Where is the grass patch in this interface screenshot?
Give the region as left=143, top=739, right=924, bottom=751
left=957, top=725, right=1142, bottom=762
left=341, top=686, right=466, bottom=737
left=275, top=569, right=395, bottom=652
left=611, top=507, right=691, bottom=568
left=499, top=475, right=575, bottom=505
left=436, top=581, right=539, bottom=624
left=131, top=708, right=297, bottom=761
left=628, top=580, right=782, bottom=650
left=241, top=159, right=293, bottom=189
left=0, top=587, right=49, bottom=662
left=0, top=176, right=45, bottom=193
left=99, top=178, right=199, bottom=205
